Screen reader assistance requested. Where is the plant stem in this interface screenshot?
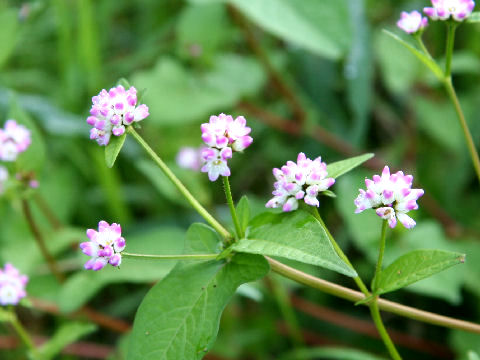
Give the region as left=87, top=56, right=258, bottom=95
left=266, top=257, right=480, bottom=334
left=311, top=208, right=370, bottom=296
left=443, top=78, right=480, bottom=184
left=445, top=23, right=457, bottom=78
left=9, top=310, right=39, bottom=358
left=222, top=176, right=243, bottom=240
left=414, top=35, right=432, bottom=59
left=21, top=199, right=65, bottom=283
left=373, top=220, right=388, bottom=291
left=122, top=252, right=218, bottom=260
left=128, top=127, right=230, bottom=240
left=369, top=300, right=402, bottom=360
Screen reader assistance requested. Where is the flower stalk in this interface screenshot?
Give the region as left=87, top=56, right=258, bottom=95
left=122, top=252, right=218, bottom=261
left=223, top=176, right=243, bottom=240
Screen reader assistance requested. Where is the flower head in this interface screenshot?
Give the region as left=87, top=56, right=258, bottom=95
left=424, top=0, right=475, bottom=21
left=0, top=263, right=28, bottom=306
left=176, top=146, right=204, bottom=171
left=266, top=153, right=335, bottom=212
left=200, top=113, right=252, bottom=181
left=80, top=221, right=126, bottom=271
left=0, top=120, right=31, bottom=162
left=397, top=11, right=428, bottom=34
left=354, top=166, right=424, bottom=229
left=0, top=166, right=8, bottom=195
left=87, top=85, right=149, bottom=146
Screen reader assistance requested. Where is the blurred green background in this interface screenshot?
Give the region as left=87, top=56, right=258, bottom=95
left=1, top=0, right=480, bottom=359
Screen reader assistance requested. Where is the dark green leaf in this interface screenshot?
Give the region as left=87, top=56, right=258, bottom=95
left=375, top=249, right=466, bottom=295
left=105, top=133, right=127, bottom=168
left=38, top=322, right=97, bottom=360
left=236, top=196, right=250, bottom=235
left=128, top=224, right=268, bottom=360
left=326, top=153, right=374, bottom=179
left=233, top=211, right=356, bottom=277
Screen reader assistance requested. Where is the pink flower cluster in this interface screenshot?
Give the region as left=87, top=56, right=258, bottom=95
left=266, top=153, right=335, bottom=212
left=397, top=11, right=428, bottom=34
left=200, top=114, right=253, bottom=181
left=0, top=120, right=31, bottom=162
left=398, top=0, right=475, bottom=33
left=354, top=166, right=424, bottom=229
left=0, top=166, right=7, bottom=195
left=80, top=221, right=126, bottom=271
left=87, top=85, right=149, bottom=146
left=424, top=0, right=475, bottom=21
left=0, top=263, right=28, bottom=306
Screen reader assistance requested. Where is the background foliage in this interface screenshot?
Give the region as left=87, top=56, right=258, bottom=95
left=1, top=0, right=480, bottom=358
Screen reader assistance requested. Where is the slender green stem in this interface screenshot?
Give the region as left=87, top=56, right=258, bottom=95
left=311, top=208, right=370, bottom=296
left=370, top=301, right=402, bottom=360
left=445, top=23, right=457, bottom=78
left=222, top=176, right=243, bottom=240
left=373, top=220, right=388, bottom=291
left=414, top=34, right=432, bottom=59
left=122, top=252, right=218, bottom=260
left=443, top=79, right=480, bottom=184
left=9, top=311, right=38, bottom=358
left=128, top=127, right=230, bottom=239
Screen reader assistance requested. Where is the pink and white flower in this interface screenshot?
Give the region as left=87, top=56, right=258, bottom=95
left=0, top=166, right=7, bottom=195
left=266, top=153, right=335, bottom=212
left=0, top=263, right=28, bottom=306
left=80, top=221, right=126, bottom=271
left=201, top=147, right=232, bottom=181
left=87, top=85, right=149, bottom=146
left=0, top=120, right=31, bottom=162
left=424, top=0, right=475, bottom=21
left=200, top=113, right=252, bottom=181
left=397, top=11, right=428, bottom=34
left=354, top=166, right=424, bottom=229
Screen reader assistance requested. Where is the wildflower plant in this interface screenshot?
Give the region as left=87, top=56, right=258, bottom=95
left=3, top=2, right=480, bottom=358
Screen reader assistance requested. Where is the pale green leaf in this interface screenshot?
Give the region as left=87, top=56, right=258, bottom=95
left=326, top=153, right=374, bottom=179
left=38, top=322, right=97, bottom=360
left=105, top=133, right=127, bottom=168
left=236, top=196, right=250, bottom=235
left=469, top=351, right=480, bottom=360
left=128, top=224, right=268, bottom=360
left=233, top=211, right=356, bottom=277
left=382, top=30, right=444, bottom=81
left=0, top=8, right=18, bottom=68
left=376, top=249, right=465, bottom=295
left=229, top=0, right=351, bottom=59
left=0, top=308, right=13, bottom=322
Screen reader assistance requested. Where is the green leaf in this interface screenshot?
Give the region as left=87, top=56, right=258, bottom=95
left=105, top=133, right=127, bottom=168
left=229, top=0, right=351, bottom=60
left=466, top=12, right=480, bottom=22
left=233, top=211, right=356, bottom=277
left=0, top=8, right=18, bottom=68
left=280, top=346, right=387, bottom=360
left=128, top=224, right=269, bottom=360
left=236, top=196, right=250, bottom=235
left=382, top=30, right=444, bottom=81
left=375, top=250, right=466, bottom=295
left=326, top=153, right=374, bottom=179
left=38, top=322, right=97, bottom=360
left=0, top=308, right=13, bottom=322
